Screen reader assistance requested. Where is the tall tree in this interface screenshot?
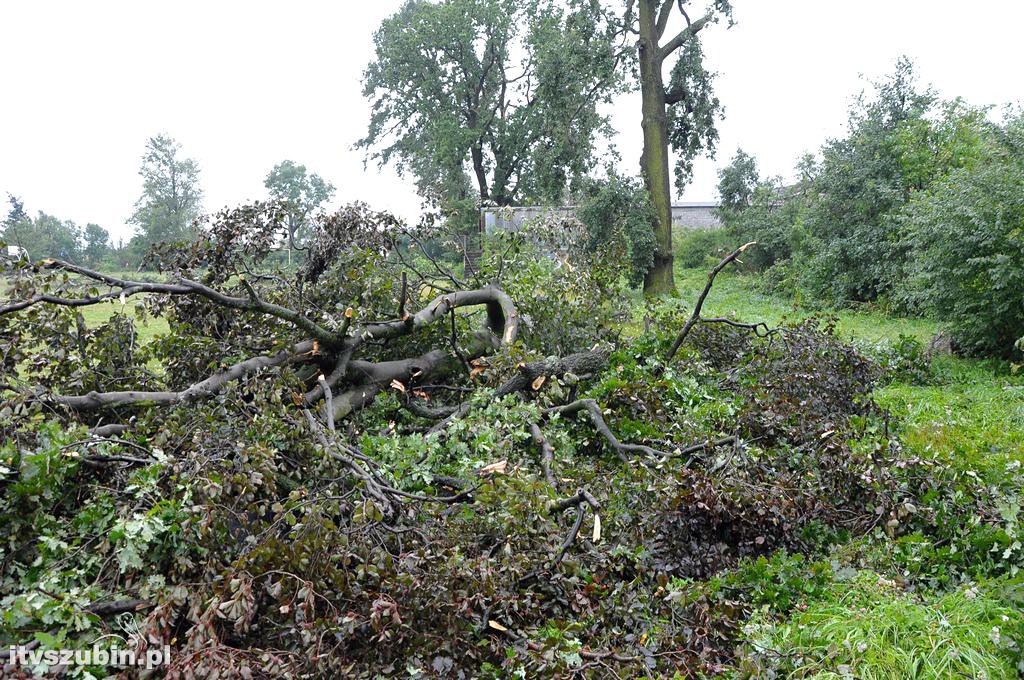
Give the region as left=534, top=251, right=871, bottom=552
left=130, top=134, right=203, bottom=249
left=630, top=0, right=733, bottom=294
left=359, top=0, right=623, bottom=209
left=264, top=160, right=335, bottom=255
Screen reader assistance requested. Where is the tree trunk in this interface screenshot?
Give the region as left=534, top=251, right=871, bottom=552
left=638, top=0, right=675, bottom=296
left=471, top=144, right=490, bottom=202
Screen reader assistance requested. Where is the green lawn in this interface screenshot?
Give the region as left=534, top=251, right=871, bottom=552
left=671, top=266, right=939, bottom=344
left=77, top=301, right=169, bottom=344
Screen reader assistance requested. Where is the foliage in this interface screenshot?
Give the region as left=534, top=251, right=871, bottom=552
left=897, top=112, right=1024, bottom=357
left=576, top=173, right=658, bottom=286
left=861, top=334, right=933, bottom=386
left=737, top=574, right=1024, bottom=679
left=716, top=147, right=759, bottom=212
left=794, top=57, right=934, bottom=304
left=665, top=32, right=725, bottom=191
left=81, top=223, right=113, bottom=267
left=2, top=218, right=940, bottom=676
left=2, top=210, right=83, bottom=263
left=264, top=160, right=335, bottom=252
left=722, top=172, right=810, bottom=275
left=129, top=134, right=203, bottom=254
left=675, top=226, right=740, bottom=269
left=474, top=215, right=630, bottom=354
left=359, top=0, right=621, bottom=207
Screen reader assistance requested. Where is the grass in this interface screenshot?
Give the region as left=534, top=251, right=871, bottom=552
left=739, top=573, right=1024, bottom=679
left=77, top=301, right=169, bottom=344
left=877, top=363, right=1024, bottom=482
left=671, top=266, right=939, bottom=345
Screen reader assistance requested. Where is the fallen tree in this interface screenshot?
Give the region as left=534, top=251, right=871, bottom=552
left=1, top=202, right=922, bottom=678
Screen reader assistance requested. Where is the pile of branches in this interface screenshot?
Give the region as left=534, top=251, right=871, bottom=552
left=0, top=207, right=917, bottom=677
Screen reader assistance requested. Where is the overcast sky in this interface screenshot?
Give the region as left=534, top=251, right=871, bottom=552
left=1, top=1, right=1021, bottom=242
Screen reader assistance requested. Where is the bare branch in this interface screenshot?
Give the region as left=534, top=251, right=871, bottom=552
left=5, top=260, right=342, bottom=347
left=545, top=399, right=672, bottom=459
left=655, top=0, right=675, bottom=39
left=529, top=423, right=558, bottom=489
left=356, top=286, right=520, bottom=348
left=44, top=341, right=314, bottom=411
left=666, top=242, right=756, bottom=361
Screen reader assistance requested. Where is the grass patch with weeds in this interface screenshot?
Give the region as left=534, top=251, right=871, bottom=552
left=737, top=572, right=1024, bottom=679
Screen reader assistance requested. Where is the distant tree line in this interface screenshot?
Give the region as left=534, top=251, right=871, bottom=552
left=718, top=58, right=1024, bottom=358
left=2, top=135, right=334, bottom=271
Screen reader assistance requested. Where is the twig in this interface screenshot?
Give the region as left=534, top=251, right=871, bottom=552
left=552, top=504, right=586, bottom=568
left=666, top=242, right=757, bottom=362
left=529, top=423, right=558, bottom=489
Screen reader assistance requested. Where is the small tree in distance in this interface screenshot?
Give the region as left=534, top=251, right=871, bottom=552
left=717, top=148, right=760, bottom=212
left=264, top=160, right=335, bottom=262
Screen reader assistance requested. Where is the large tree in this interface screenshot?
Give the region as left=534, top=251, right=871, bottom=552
left=129, top=134, right=203, bottom=249
left=264, top=160, right=335, bottom=258
left=627, top=0, right=733, bottom=294
left=359, top=0, right=623, bottom=208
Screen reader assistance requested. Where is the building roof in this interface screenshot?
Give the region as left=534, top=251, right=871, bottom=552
left=672, top=201, right=720, bottom=208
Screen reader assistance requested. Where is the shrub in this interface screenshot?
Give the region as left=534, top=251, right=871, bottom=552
left=862, top=333, right=933, bottom=385
left=898, top=114, right=1024, bottom=357
left=674, top=226, right=737, bottom=269
left=576, top=173, right=658, bottom=287
left=723, top=176, right=808, bottom=274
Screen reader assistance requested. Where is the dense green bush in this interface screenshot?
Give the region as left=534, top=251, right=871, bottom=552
left=576, top=173, right=658, bottom=287
left=717, top=60, right=1019, bottom=359
left=898, top=114, right=1024, bottom=357
left=722, top=176, right=809, bottom=275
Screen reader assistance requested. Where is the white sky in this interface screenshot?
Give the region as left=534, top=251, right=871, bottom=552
left=1, top=1, right=1021, bottom=242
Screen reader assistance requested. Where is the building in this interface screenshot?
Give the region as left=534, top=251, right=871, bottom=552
left=670, top=202, right=722, bottom=229
left=481, top=202, right=722, bottom=235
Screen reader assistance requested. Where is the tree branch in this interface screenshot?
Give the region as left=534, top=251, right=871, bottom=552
left=655, top=0, right=676, bottom=39
left=666, top=242, right=756, bottom=361
left=545, top=399, right=672, bottom=459
left=659, top=12, right=712, bottom=61
left=5, top=259, right=342, bottom=347
left=44, top=341, right=314, bottom=411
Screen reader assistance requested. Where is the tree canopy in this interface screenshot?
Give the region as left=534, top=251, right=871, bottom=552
left=129, top=134, right=203, bottom=250
left=264, top=160, right=335, bottom=251
left=359, top=0, right=623, bottom=208
left=716, top=147, right=759, bottom=211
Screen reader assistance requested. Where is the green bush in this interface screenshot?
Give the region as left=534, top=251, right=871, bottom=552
left=861, top=334, right=933, bottom=385
left=722, top=178, right=809, bottom=276
left=898, top=114, right=1024, bottom=357
left=576, top=173, right=658, bottom=287
left=674, top=226, right=737, bottom=269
